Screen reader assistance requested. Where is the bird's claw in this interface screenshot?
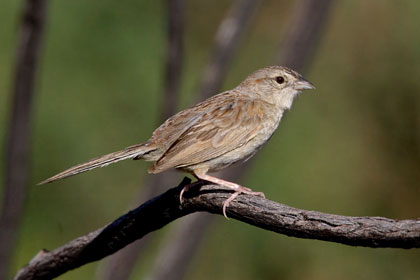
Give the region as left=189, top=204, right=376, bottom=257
left=222, top=189, right=265, bottom=219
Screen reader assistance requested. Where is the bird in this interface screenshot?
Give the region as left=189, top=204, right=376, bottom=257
left=39, top=66, right=314, bottom=218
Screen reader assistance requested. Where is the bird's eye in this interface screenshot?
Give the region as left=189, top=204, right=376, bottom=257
left=276, top=76, right=285, bottom=84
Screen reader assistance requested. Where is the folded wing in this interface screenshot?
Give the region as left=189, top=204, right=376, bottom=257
left=149, top=97, right=265, bottom=173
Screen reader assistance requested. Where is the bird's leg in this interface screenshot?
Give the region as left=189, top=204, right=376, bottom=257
left=193, top=171, right=265, bottom=219
left=179, top=184, right=190, bottom=204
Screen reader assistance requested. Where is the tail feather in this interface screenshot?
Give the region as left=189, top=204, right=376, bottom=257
left=38, top=143, right=155, bottom=185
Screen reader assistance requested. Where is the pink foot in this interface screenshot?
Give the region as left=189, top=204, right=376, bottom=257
left=180, top=183, right=194, bottom=204
left=222, top=188, right=265, bottom=219
left=193, top=171, right=265, bottom=219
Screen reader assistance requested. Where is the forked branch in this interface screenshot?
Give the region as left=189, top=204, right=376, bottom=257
left=14, top=178, right=420, bottom=280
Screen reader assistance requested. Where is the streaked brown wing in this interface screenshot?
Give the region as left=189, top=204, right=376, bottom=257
left=148, top=91, right=236, bottom=154
left=149, top=98, right=265, bottom=173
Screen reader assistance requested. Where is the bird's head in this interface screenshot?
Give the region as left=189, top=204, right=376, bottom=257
left=239, top=66, right=315, bottom=110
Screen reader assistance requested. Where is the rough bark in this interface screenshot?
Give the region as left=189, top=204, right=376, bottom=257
left=14, top=178, right=420, bottom=280
left=96, top=172, right=179, bottom=280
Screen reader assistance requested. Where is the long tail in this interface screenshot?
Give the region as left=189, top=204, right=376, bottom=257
left=38, top=143, right=155, bottom=185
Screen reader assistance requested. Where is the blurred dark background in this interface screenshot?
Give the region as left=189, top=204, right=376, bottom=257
left=1, top=0, right=419, bottom=279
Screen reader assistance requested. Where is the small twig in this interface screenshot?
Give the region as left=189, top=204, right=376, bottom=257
left=14, top=178, right=420, bottom=280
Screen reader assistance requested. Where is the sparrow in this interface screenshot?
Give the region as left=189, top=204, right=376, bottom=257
left=39, top=66, right=315, bottom=218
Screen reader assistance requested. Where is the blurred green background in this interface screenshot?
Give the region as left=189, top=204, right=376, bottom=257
left=1, top=0, right=420, bottom=279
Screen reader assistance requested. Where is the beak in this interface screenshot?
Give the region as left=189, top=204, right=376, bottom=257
left=293, top=77, right=315, bottom=91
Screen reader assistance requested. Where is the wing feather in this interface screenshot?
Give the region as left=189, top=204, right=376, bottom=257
left=149, top=97, right=265, bottom=173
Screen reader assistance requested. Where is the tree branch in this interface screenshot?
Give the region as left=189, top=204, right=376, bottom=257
left=14, top=178, right=420, bottom=280
left=0, top=0, right=47, bottom=279
left=96, top=172, right=179, bottom=280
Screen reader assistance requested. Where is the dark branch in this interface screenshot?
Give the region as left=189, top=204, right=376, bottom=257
left=96, top=172, right=179, bottom=280
left=14, top=178, right=420, bottom=280
left=0, top=0, right=47, bottom=279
